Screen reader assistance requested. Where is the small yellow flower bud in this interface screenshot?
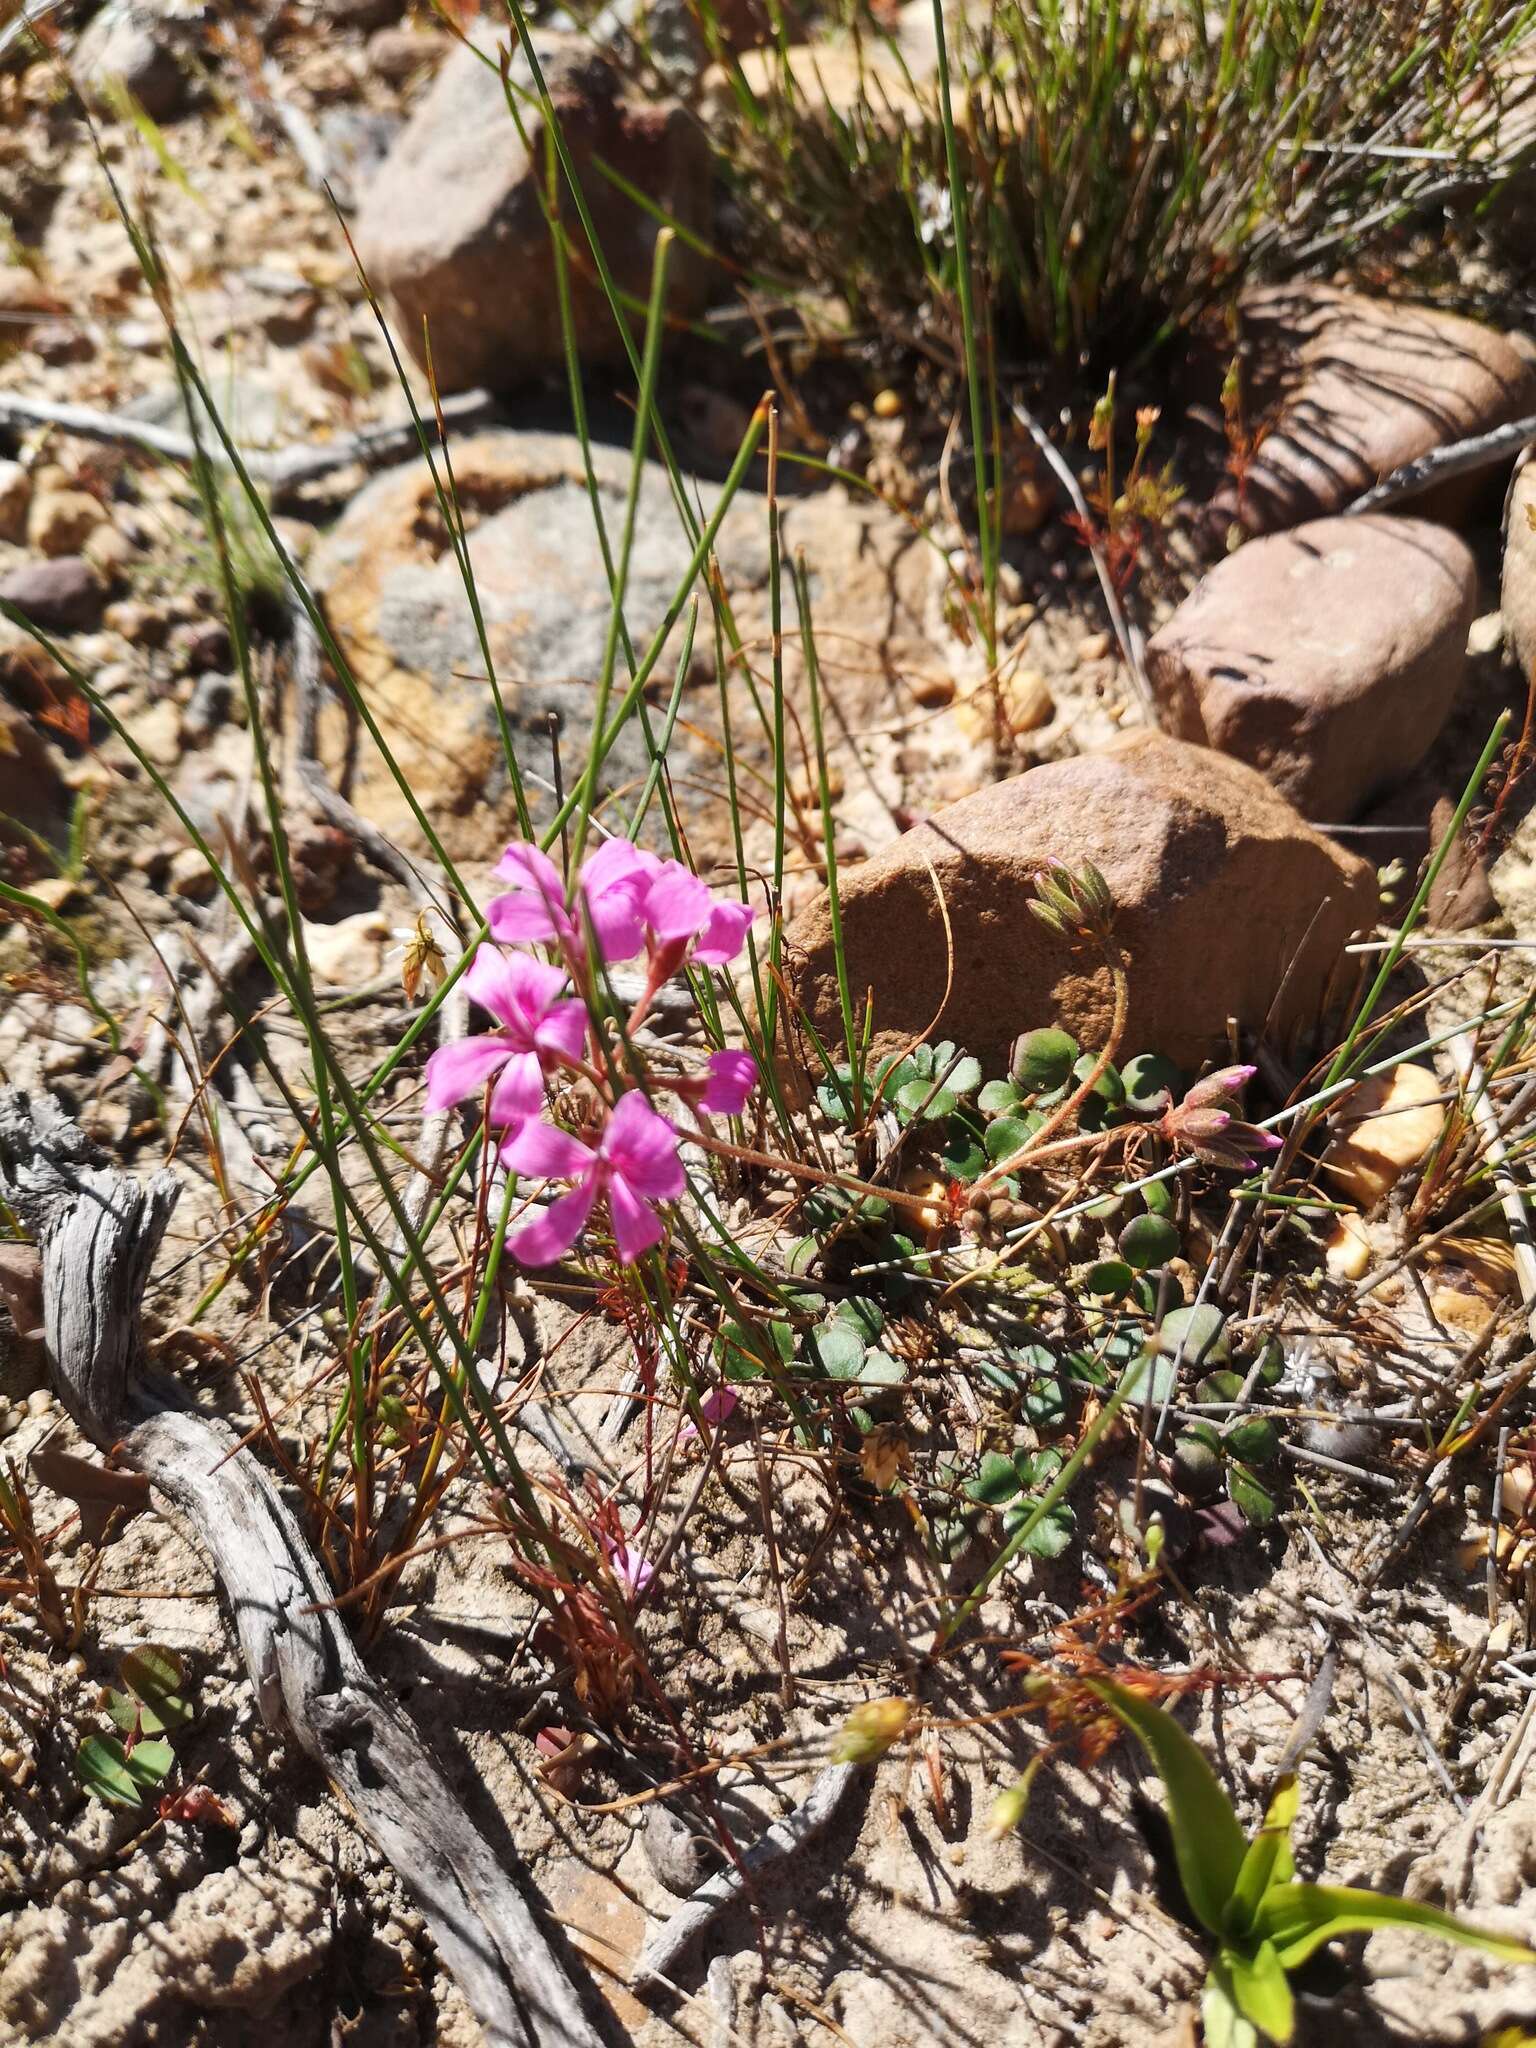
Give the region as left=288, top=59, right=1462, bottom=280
left=832, top=1696, right=912, bottom=1764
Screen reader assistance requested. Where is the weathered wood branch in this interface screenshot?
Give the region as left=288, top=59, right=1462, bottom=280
left=0, top=388, right=500, bottom=504
left=0, top=1088, right=614, bottom=2048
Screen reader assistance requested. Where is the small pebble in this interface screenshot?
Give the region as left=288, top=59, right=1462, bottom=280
left=1076, top=630, right=1111, bottom=663
left=25, top=1388, right=52, bottom=1417
left=872, top=388, right=904, bottom=418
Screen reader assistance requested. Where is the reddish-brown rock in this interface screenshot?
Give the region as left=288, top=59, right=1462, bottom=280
left=1147, top=515, right=1475, bottom=821
left=788, top=733, right=1377, bottom=1072
left=1502, top=459, right=1536, bottom=692
left=1224, top=286, right=1536, bottom=534
left=354, top=29, right=711, bottom=392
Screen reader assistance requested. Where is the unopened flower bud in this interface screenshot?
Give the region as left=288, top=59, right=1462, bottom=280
left=832, top=1696, right=912, bottom=1764
left=985, top=1757, right=1043, bottom=1839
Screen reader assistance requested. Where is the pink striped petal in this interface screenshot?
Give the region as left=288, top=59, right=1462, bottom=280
left=507, top=1177, right=598, bottom=1267
left=423, top=1034, right=509, bottom=1114
left=693, top=900, right=755, bottom=966
left=602, top=1091, right=684, bottom=1201
left=699, top=1049, right=757, bottom=1116
left=607, top=1174, right=666, bottom=1264
left=533, top=998, right=589, bottom=1064
left=487, top=1049, right=544, bottom=1130
left=502, top=1118, right=593, bottom=1181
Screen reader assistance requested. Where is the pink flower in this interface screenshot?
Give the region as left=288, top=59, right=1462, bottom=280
left=641, top=862, right=755, bottom=974
left=487, top=838, right=757, bottom=982
left=680, top=1384, right=739, bottom=1446
left=684, top=1056, right=757, bottom=1122
left=605, top=1541, right=655, bottom=1601
left=487, top=839, right=654, bottom=962
left=503, top=1090, right=685, bottom=1266
left=424, top=948, right=587, bottom=1131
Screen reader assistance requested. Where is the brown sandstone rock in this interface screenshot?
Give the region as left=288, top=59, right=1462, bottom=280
left=1501, top=459, right=1536, bottom=690
left=787, top=732, right=1377, bottom=1072
left=1147, top=515, right=1475, bottom=821
left=0, top=702, right=66, bottom=847
left=354, top=29, right=712, bottom=392
left=1224, top=286, right=1536, bottom=534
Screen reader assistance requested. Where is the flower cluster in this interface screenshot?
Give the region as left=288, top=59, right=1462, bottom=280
left=1160, top=1065, right=1282, bottom=1173
left=425, top=838, right=758, bottom=1268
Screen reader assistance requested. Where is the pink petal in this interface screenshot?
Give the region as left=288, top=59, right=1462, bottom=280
left=487, top=891, right=565, bottom=946
left=533, top=998, right=589, bottom=1065
left=584, top=890, right=647, bottom=964
left=643, top=863, right=714, bottom=942
left=699, top=1386, right=738, bottom=1427
left=488, top=1049, right=545, bottom=1129
left=692, top=899, right=756, bottom=966
left=699, top=1049, right=757, bottom=1116
left=607, top=1542, right=655, bottom=1599
left=602, top=1092, right=684, bottom=1201
left=494, top=841, right=566, bottom=897
left=507, top=1177, right=598, bottom=1267
left=464, top=947, right=566, bottom=1040
left=581, top=838, right=654, bottom=895
left=489, top=842, right=573, bottom=945
left=607, top=1174, right=666, bottom=1264
left=423, top=1034, right=509, bottom=1115
left=502, top=1118, right=594, bottom=1181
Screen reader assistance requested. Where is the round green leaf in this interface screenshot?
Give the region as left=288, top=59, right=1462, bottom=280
left=1160, top=1303, right=1230, bottom=1368
left=1119, top=1213, right=1180, bottom=1270
left=1226, top=1416, right=1280, bottom=1465
left=946, top=1056, right=982, bottom=1097
left=1086, top=1259, right=1134, bottom=1298
left=966, top=1451, right=1023, bottom=1505
left=808, top=1322, right=866, bottom=1377
left=978, top=1079, right=1023, bottom=1117
left=1227, top=1465, right=1277, bottom=1524
left=1196, top=1369, right=1246, bottom=1405
left=1122, top=1052, right=1185, bottom=1115
left=985, top=1114, right=1039, bottom=1162
left=1012, top=1027, right=1079, bottom=1093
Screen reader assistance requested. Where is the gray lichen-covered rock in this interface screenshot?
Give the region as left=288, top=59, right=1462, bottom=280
left=1148, top=515, right=1475, bottom=821
left=354, top=26, right=713, bottom=391
left=788, top=731, right=1378, bottom=1072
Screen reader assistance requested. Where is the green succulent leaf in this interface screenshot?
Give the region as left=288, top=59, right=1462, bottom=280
left=79, top=1735, right=145, bottom=1808
left=1122, top=1051, right=1185, bottom=1115
left=1021, top=1376, right=1068, bottom=1428
left=967, top=1451, right=1023, bottom=1505
left=1119, top=1212, right=1180, bottom=1270
left=1085, top=1677, right=1248, bottom=1937
left=1227, top=1417, right=1280, bottom=1465
left=1224, top=1937, right=1295, bottom=2044
left=119, top=1646, right=191, bottom=1734
left=1012, top=1027, right=1078, bottom=1092
left=946, top=1056, right=982, bottom=1097
left=718, top=1319, right=794, bottom=1382
left=985, top=1114, right=1039, bottom=1162
left=1160, top=1303, right=1231, bottom=1368
left=1202, top=1957, right=1260, bottom=2048
left=808, top=1323, right=867, bottom=1377
left=940, top=1123, right=987, bottom=1181
left=833, top=1295, right=886, bottom=1339
left=1197, top=1370, right=1247, bottom=1405
left=1085, top=1258, right=1134, bottom=1298
left=1229, top=1774, right=1299, bottom=1936
left=1141, top=1176, right=1175, bottom=1217
left=1004, top=1498, right=1075, bottom=1558
left=1227, top=1464, right=1278, bottom=1524
left=849, top=1348, right=906, bottom=1388
left=1256, top=1882, right=1536, bottom=1974
left=979, top=1079, right=1024, bottom=1116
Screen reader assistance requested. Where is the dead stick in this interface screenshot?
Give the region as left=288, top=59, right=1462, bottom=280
left=0, top=388, right=499, bottom=501
left=0, top=1087, right=613, bottom=2048
left=634, top=1761, right=858, bottom=1991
